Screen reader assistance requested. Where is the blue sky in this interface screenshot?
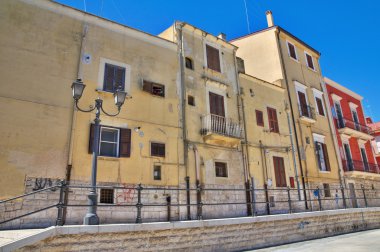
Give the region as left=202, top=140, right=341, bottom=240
left=55, top=0, right=380, bottom=121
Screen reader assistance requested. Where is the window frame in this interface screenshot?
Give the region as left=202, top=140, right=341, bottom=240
left=313, top=133, right=331, bottom=172
left=295, top=81, right=309, bottom=117
left=286, top=41, right=298, bottom=61
left=323, top=183, right=331, bottom=198
left=215, top=161, right=228, bottom=178
left=142, top=79, right=165, bottom=97
left=313, top=88, right=325, bottom=117
left=99, top=188, right=115, bottom=204
left=153, top=165, right=162, bottom=180
left=267, top=107, right=279, bottom=133
left=255, top=110, right=264, bottom=127
left=97, top=57, right=131, bottom=93
left=150, top=142, right=166, bottom=157
left=185, top=57, right=194, bottom=70
left=204, top=42, right=223, bottom=73
left=273, top=156, right=287, bottom=188
left=99, top=126, right=120, bottom=158
left=304, top=51, right=315, bottom=71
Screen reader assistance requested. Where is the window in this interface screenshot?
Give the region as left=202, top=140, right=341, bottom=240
left=360, top=148, right=369, bottom=171
left=298, top=91, right=310, bottom=118
left=256, top=110, right=264, bottom=127
left=287, top=42, right=297, bottom=60
left=143, top=80, right=165, bottom=97
left=151, top=142, right=165, bottom=157
left=185, top=57, right=193, bottom=70
left=89, top=125, right=131, bottom=158
left=103, top=63, right=126, bottom=92
left=289, top=177, right=295, bottom=188
left=305, top=52, right=315, bottom=70
left=215, top=162, right=228, bottom=177
left=273, top=156, right=287, bottom=187
left=352, top=109, right=360, bottom=130
left=153, top=165, right=161, bottom=180
left=100, top=189, right=114, bottom=204
left=267, top=107, right=279, bottom=133
left=315, top=141, right=331, bottom=171
left=323, top=183, right=331, bottom=198
left=209, top=92, right=225, bottom=117
left=376, top=136, right=380, bottom=152
left=343, top=143, right=354, bottom=171
left=188, top=95, right=195, bottom=106
left=315, top=97, right=325, bottom=116
left=206, top=44, right=221, bottom=72
left=99, top=127, right=119, bottom=157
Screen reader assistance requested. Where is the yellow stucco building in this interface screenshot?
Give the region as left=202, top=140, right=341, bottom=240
left=232, top=11, right=343, bottom=209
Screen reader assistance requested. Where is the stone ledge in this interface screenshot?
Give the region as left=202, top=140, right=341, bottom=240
left=1, top=207, right=379, bottom=252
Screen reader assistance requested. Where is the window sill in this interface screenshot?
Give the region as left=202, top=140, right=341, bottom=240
left=307, top=66, right=318, bottom=73
left=96, top=89, right=114, bottom=95
left=289, top=56, right=299, bottom=63
left=318, top=170, right=331, bottom=174
left=98, top=156, right=119, bottom=162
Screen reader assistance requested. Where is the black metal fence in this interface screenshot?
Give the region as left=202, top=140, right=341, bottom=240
left=1, top=180, right=379, bottom=228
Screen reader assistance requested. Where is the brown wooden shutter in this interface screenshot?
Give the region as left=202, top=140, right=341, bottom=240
left=267, top=107, right=279, bottom=133
left=316, top=97, right=325, bottom=116
left=322, top=143, right=331, bottom=171
left=114, top=67, right=125, bottom=91
left=206, top=45, right=221, bottom=72
left=256, top=110, right=264, bottom=127
left=273, top=157, right=286, bottom=187
left=288, top=43, right=297, bottom=59
left=298, top=91, right=308, bottom=116
left=103, top=64, right=115, bottom=92
left=306, top=54, right=314, bottom=69
left=88, top=124, right=95, bottom=154
left=119, top=128, right=131, bottom=157
left=209, top=92, right=225, bottom=117
left=315, top=142, right=322, bottom=170
left=143, top=80, right=152, bottom=93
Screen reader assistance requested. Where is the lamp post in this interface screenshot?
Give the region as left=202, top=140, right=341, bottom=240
left=71, top=79, right=128, bottom=225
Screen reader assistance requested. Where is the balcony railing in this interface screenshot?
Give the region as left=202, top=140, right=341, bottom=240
left=201, top=114, right=243, bottom=139
left=342, top=159, right=379, bottom=174
left=298, top=104, right=316, bottom=120
left=336, top=117, right=371, bottom=135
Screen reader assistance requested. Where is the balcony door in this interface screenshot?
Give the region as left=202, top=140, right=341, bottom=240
left=352, top=110, right=360, bottom=131
left=334, top=102, right=344, bottom=128
left=360, top=148, right=369, bottom=171
left=298, top=91, right=309, bottom=117
left=343, top=143, right=354, bottom=171
left=209, top=92, right=226, bottom=134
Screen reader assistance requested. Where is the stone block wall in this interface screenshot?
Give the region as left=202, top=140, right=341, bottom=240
left=12, top=207, right=380, bottom=252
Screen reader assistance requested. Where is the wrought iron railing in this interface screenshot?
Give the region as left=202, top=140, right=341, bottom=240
left=336, top=117, right=371, bottom=135
left=201, top=114, right=243, bottom=139
left=298, top=104, right=316, bottom=120
left=342, top=159, right=379, bottom=173
left=1, top=181, right=380, bottom=228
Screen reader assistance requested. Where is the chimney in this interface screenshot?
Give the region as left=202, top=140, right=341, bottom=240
left=266, top=10, right=274, bottom=27
left=218, top=33, right=226, bottom=41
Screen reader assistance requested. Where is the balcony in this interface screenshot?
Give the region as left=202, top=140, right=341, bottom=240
left=342, top=159, right=380, bottom=179
left=336, top=117, right=373, bottom=141
left=299, top=104, right=316, bottom=123
left=201, top=114, right=243, bottom=147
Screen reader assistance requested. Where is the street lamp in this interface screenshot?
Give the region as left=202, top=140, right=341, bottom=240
left=71, top=79, right=128, bottom=225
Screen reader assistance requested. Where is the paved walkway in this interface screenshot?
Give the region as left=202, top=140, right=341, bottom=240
left=251, top=229, right=380, bottom=252
left=0, top=229, right=43, bottom=247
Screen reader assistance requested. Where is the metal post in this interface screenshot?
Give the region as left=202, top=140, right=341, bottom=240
left=185, top=176, right=191, bottom=220
left=136, top=184, right=143, bottom=223
left=317, top=187, right=322, bottom=211
left=196, top=181, right=202, bottom=220
left=264, top=184, right=270, bottom=215
left=166, top=195, right=171, bottom=222
left=250, top=177, right=256, bottom=217
left=341, top=185, right=347, bottom=209
left=83, top=99, right=101, bottom=225
left=56, top=180, right=66, bottom=226
left=361, top=185, right=368, bottom=208
left=287, top=187, right=292, bottom=214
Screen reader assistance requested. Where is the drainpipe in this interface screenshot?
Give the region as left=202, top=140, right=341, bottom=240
left=176, top=22, right=188, bottom=176
left=62, top=23, right=89, bottom=224
left=275, top=28, right=308, bottom=209
left=320, top=78, right=346, bottom=188
left=285, top=103, right=301, bottom=200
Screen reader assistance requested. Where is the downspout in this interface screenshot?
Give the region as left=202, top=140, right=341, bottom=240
left=176, top=22, right=190, bottom=219
left=193, top=145, right=200, bottom=186
left=275, top=28, right=308, bottom=209
left=233, top=50, right=251, bottom=215
left=285, top=103, right=301, bottom=200
left=320, top=79, right=345, bottom=188
left=63, top=23, right=89, bottom=224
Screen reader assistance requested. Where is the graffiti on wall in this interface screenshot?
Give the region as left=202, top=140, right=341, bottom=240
left=115, top=184, right=136, bottom=205
left=32, top=178, right=60, bottom=191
